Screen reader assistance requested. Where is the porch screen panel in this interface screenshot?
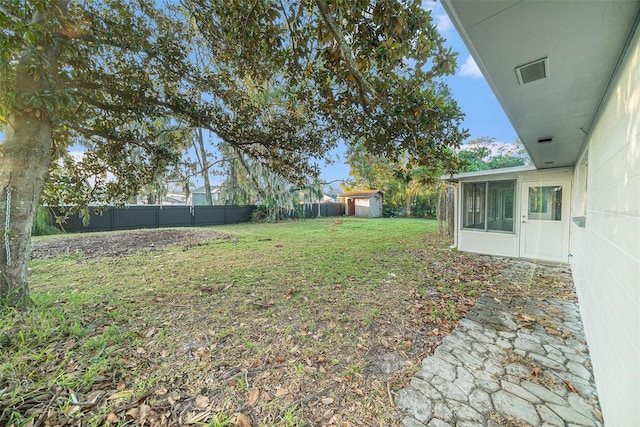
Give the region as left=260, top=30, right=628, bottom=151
left=487, top=181, right=515, bottom=232
left=463, top=183, right=485, bottom=229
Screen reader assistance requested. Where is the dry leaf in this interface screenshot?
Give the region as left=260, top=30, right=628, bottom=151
left=248, top=388, right=259, bottom=406
left=235, top=413, right=252, bottom=427
left=139, top=404, right=152, bottom=419
left=321, top=397, right=334, bottom=405
left=116, top=380, right=126, bottom=391
left=254, top=299, right=274, bottom=308
left=275, top=387, right=289, bottom=397
left=105, top=412, right=119, bottom=424
left=592, top=407, right=604, bottom=422
left=563, top=380, right=577, bottom=393
left=195, top=394, right=210, bottom=408
left=545, top=327, right=562, bottom=336
left=125, top=407, right=139, bottom=419
left=531, top=367, right=542, bottom=377
left=108, top=390, right=133, bottom=402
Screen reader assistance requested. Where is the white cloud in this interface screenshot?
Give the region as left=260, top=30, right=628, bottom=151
left=436, top=13, right=453, bottom=34
left=459, top=55, right=483, bottom=79
left=422, top=1, right=453, bottom=34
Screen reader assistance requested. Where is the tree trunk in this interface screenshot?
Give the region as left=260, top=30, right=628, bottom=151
left=0, top=108, right=54, bottom=305
left=0, top=4, right=65, bottom=305
left=447, top=187, right=455, bottom=237
left=436, top=187, right=443, bottom=234
left=195, top=128, right=213, bottom=205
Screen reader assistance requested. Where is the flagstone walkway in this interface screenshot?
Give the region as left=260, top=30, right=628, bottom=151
left=394, top=282, right=603, bottom=426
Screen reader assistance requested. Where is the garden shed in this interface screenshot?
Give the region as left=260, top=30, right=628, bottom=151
left=443, top=165, right=573, bottom=264
left=340, top=190, right=383, bottom=218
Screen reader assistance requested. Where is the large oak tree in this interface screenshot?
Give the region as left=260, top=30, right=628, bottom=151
left=0, top=0, right=466, bottom=305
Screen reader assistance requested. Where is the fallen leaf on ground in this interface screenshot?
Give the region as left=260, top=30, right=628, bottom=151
left=563, top=380, right=577, bottom=393
left=275, top=387, right=289, bottom=397
left=139, top=404, right=152, bottom=419
left=247, top=388, right=259, bottom=406
left=235, top=412, right=252, bottom=427
left=195, top=394, right=209, bottom=408
left=105, top=412, right=119, bottom=424
left=125, top=407, right=139, bottom=419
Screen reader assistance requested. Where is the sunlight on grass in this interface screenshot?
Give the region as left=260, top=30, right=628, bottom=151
left=2, top=218, right=482, bottom=426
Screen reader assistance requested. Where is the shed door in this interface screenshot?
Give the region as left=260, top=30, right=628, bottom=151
left=519, top=180, right=571, bottom=263
left=347, top=199, right=355, bottom=216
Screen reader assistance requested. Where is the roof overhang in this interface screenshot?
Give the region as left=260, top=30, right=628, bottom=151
left=441, top=165, right=537, bottom=182
left=442, top=0, right=640, bottom=169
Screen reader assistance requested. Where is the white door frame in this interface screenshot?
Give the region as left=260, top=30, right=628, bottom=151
left=519, top=179, right=572, bottom=263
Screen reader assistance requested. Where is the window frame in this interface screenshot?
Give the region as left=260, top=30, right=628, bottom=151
left=462, top=179, right=516, bottom=233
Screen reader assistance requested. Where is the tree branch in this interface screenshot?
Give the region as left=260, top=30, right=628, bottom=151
left=314, top=0, right=389, bottom=108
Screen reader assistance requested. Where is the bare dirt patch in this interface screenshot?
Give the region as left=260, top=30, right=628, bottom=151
left=30, top=228, right=235, bottom=260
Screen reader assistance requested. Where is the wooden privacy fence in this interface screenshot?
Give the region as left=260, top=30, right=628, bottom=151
left=52, top=203, right=345, bottom=233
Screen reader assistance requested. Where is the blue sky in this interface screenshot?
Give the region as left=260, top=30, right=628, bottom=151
left=318, top=1, right=518, bottom=184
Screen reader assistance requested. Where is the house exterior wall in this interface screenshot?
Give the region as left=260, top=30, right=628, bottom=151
left=569, top=24, right=640, bottom=425
left=456, top=168, right=572, bottom=260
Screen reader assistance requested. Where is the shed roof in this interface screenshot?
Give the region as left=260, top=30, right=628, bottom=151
left=339, top=190, right=383, bottom=199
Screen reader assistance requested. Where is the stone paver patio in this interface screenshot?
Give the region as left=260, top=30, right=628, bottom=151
left=394, top=262, right=602, bottom=427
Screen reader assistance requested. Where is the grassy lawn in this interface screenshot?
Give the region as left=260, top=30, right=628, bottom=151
left=0, top=218, right=566, bottom=426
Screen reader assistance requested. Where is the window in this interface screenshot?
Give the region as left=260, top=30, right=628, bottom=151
left=463, top=180, right=515, bottom=232
left=464, top=183, right=485, bottom=229
left=528, top=186, right=562, bottom=220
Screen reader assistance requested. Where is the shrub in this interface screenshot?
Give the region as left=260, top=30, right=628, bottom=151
left=31, top=207, right=62, bottom=236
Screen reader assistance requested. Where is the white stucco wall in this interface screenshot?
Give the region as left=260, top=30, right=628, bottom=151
left=570, top=23, right=640, bottom=425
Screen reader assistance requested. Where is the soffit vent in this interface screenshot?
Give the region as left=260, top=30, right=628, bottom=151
left=516, top=57, right=548, bottom=85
